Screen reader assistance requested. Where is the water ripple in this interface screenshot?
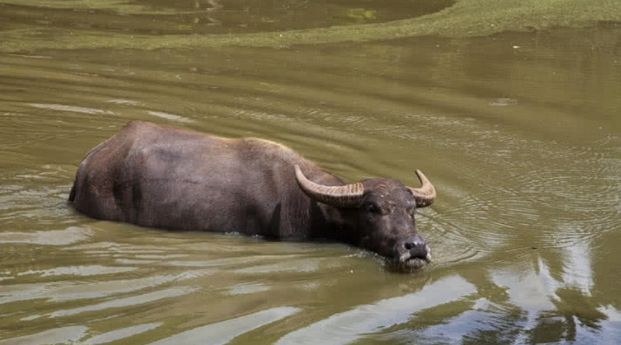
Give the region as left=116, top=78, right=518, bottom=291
left=49, top=286, right=198, bottom=318
left=29, top=103, right=115, bottom=116
left=276, top=275, right=476, bottom=345
left=0, top=326, right=88, bottom=345
left=150, top=307, right=300, bottom=345
left=17, top=265, right=137, bottom=278
left=0, top=271, right=211, bottom=305
left=85, top=323, right=162, bottom=345
left=0, top=226, right=91, bottom=246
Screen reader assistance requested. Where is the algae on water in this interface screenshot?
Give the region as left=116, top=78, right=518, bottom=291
left=0, top=0, right=620, bottom=52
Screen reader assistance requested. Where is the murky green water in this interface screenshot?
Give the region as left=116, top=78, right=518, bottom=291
left=1, top=1, right=620, bottom=344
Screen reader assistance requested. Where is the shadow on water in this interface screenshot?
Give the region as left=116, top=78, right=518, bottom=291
left=1, top=0, right=621, bottom=344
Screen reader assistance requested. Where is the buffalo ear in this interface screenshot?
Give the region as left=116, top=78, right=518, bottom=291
left=407, top=170, right=436, bottom=208
left=294, top=165, right=364, bottom=207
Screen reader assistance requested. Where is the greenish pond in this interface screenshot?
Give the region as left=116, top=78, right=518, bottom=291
left=1, top=1, right=620, bottom=344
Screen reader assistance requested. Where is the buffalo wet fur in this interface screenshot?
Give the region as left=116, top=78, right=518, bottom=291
left=69, top=121, right=436, bottom=270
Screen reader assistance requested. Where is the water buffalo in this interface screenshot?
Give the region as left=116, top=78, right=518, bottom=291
left=69, top=121, right=436, bottom=269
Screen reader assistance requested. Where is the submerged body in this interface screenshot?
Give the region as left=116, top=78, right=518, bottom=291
left=70, top=121, right=436, bottom=269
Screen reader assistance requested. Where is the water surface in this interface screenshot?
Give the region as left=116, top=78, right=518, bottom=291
left=1, top=0, right=620, bottom=344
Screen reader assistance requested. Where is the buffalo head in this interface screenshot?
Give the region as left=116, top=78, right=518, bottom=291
left=295, top=165, right=436, bottom=271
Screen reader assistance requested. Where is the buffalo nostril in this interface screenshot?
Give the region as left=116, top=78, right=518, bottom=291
left=402, top=236, right=425, bottom=251
left=403, top=240, right=425, bottom=251
left=404, top=241, right=424, bottom=249
left=407, top=241, right=428, bottom=259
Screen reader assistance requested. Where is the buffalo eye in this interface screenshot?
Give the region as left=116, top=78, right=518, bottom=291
left=364, top=202, right=381, bottom=214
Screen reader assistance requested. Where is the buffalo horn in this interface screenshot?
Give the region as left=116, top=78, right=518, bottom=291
left=408, top=170, right=436, bottom=207
left=294, top=165, right=364, bottom=207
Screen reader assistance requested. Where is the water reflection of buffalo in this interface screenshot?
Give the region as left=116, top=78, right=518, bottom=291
left=69, top=121, right=436, bottom=270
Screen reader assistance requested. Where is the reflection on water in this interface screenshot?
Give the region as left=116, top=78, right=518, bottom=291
left=86, top=323, right=162, bottom=345
left=0, top=326, right=89, bottom=345
left=1, top=0, right=621, bottom=344
left=277, top=276, right=476, bottom=345
left=0, top=226, right=91, bottom=246
left=151, top=307, right=300, bottom=345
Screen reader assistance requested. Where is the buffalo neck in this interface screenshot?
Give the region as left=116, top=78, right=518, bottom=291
left=308, top=199, right=358, bottom=245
